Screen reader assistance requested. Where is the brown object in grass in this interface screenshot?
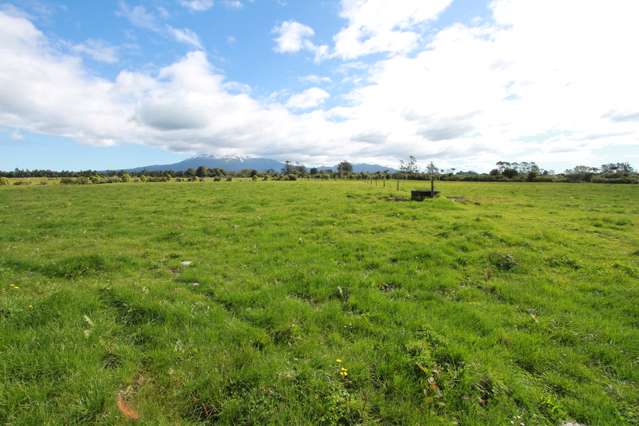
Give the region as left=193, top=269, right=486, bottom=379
left=117, top=392, right=140, bottom=421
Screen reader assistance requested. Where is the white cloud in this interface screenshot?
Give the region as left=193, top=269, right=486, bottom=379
left=179, top=0, right=214, bottom=12
left=1, top=2, right=639, bottom=171
left=333, top=0, right=453, bottom=58
left=0, top=11, right=349, bottom=164
left=10, top=129, right=23, bottom=140
left=222, top=0, right=243, bottom=9
left=116, top=1, right=159, bottom=31
left=167, top=26, right=202, bottom=49
left=117, top=3, right=203, bottom=51
left=71, top=39, right=119, bottom=64
left=327, top=0, right=639, bottom=168
left=272, top=20, right=329, bottom=62
left=300, top=74, right=332, bottom=84
left=286, top=88, right=330, bottom=110
left=272, top=21, right=314, bottom=53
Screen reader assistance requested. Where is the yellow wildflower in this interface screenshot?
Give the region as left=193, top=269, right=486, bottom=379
left=339, top=367, right=348, bottom=378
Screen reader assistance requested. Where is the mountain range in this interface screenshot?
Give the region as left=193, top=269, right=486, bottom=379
left=128, top=156, right=396, bottom=173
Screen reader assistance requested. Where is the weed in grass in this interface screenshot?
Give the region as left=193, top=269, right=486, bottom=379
left=488, top=252, right=518, bottom=271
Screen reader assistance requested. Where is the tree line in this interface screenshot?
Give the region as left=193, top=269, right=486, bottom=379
left=1, top=161, right=636, bottom=184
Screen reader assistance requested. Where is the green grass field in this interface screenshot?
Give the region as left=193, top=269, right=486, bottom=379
left=1, top=181, right=638, bottom=425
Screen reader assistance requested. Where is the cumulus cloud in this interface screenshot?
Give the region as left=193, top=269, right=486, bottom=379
left=179, top=0, right=214, bottom=12
left=1, top=1, right=639, bottom=170
left=333, top=0, right=453, bottom=58
left=116, top=1, right=160, bottom=31
left=167, top=26, right=202, bottom=49
left=10, top=129, right=24, bottom=140
left=272, top=21, right=314, bottom=53
left=117, top=2, right=204, bottom=51
left=286, top=88, right=330, bottom=110
left=70, top=39, right=119, bottom=63
left=272, top=20, right=329, bottom=62
left=300, top=74, right=332, bottom=85
left=329, top=0, right=639, bottom=168
left=0, top=11, right=350, bottom=163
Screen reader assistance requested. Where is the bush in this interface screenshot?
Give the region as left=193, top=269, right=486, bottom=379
left=213, top=177, right=222, bottom=182
left=120, top=173, right=131, bottom=182
left=489, top=253, right=517, bottom=271
left=13, top=181, right=32, bottom=186
left=0, top=177, right=9, bottom=186
left=591, top=176, right=638, bottom=184
left=146, top=176, right=170, bottom=183
left=226, top=177, right=233, bottom=182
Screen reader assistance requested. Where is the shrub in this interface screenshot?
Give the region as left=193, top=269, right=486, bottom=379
left=226, top=177, right=233, bottom=182
left=213, top=177, right=222, bottom=182
left=489, top=253, right=517, bottom=271
left=120, top=173, right=131, bottom=182
left=13, top=181, right=32, bottom=186
left=146, top=176, right=170, bottom=183
left=0, top=177, right=9, bottom=185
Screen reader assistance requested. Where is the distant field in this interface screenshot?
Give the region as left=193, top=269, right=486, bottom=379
left=1, top=181, right=638, bottom=424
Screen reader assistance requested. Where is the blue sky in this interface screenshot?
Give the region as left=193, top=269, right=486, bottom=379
left=0, top=0, right=638, bottom=172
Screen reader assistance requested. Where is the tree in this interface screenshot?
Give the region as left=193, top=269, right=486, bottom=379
left=282, top=160, right=294, bottom=175
left=502, top=168, right=519, bottom=179
left=425, top=161, right=439, bottom=194
left=564, top=165, right=598, bottom=182
left=195, top=166, right=208, bottom=178
left=400, top=156, right=418, bottom=177
left=337, top=161, right=353, bottom=177
left=601, top=162, right=634, bottom=174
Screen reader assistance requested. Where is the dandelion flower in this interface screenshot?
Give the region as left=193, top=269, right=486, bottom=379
left=339, top=367, right=348, bottom=378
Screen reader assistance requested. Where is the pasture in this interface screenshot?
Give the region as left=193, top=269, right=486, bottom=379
left=1, top=180, right=638, bottom=424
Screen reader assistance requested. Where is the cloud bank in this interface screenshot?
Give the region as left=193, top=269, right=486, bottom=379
left=1, top=0, right=639, bottom=170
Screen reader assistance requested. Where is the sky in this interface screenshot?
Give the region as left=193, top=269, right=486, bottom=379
left=0, top=0, right=638, bottom=172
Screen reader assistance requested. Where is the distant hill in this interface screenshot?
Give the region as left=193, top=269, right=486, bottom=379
left=128, top=156, right=396, bottom=173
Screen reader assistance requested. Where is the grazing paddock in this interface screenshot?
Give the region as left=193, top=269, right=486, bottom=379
left=1, top=181, right=638, bottom=424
